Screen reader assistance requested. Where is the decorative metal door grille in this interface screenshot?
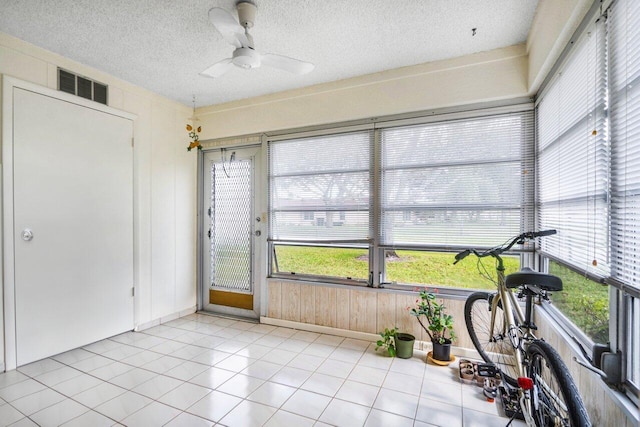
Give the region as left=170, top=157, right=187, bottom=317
left=209, top=158, right=253, bottom=293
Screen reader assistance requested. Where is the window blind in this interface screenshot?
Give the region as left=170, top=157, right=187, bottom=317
left=537, top=19, right=609, bottom=277
left=380, top=111, right=535, bottom=247
left=268, top=131, right=372, bottom=243
left=608, top=0, right=640, bottom=290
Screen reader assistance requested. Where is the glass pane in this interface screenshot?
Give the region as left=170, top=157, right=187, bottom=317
left=380, top=111, right=535, bottom=248
left=549, top=260, right=609, bottom=343
left=271, top=211, right=369, bottom=241
left=269, top=131, right=371, bottom=245
left=210, top=159, right=252, bottom=293
left=382, top=209, right=522, bottom=247
left=273, top=245, right=368, bottom=280
left=384, top=250, right=520, bottom=289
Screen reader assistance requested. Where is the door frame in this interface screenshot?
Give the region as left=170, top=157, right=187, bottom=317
left=1, top=76, right=136, bottom=371
left=197, top=142, right=267, bottom=319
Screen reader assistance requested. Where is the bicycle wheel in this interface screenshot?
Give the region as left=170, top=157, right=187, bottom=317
left=527, top=340, right=591, bottom=427
left=465, top=291, right=519, bottom=384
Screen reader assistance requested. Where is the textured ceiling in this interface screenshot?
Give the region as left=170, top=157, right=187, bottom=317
left=0, top=0, right=538, bottom=107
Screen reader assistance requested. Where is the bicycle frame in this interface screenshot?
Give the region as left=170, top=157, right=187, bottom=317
left=490, top=256, right=537, bottom=426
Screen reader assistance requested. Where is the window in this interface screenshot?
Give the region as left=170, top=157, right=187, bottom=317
left=548, top=260, right=609, bottom=343
left=609, top=0, right=640, bottom=292
left=268, top=107, right=534, bottom=288
left=268, top=130, right=372, bottom=283
left=383, top=250, right=520, bottom=289
left=608, top=0, right=640, bottom=394
left=536, top=19, right=608, bottom=278
left=380, top=112, right=535, bottom=249
left=535, top=18, right=611, bottom=348
left=536, top=0, right=640, bottom=396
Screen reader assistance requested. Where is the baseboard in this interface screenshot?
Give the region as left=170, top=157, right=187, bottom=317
left=135, top=305, right=197, bottom=332
left=260, top=316, right=481, bottom=359
left=261, top=317, right=379, bottom=342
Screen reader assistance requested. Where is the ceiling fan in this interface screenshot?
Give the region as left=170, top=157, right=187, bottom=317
left=200, top=1, right=314, bottom=78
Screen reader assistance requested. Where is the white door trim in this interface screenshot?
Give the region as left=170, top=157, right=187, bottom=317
left=200, top=144, right=266, bottom=319
left=1, top=76, right=136, bottom=370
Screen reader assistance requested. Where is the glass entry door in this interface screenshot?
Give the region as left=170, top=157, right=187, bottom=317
left=202, top=146, right=263, bottom=318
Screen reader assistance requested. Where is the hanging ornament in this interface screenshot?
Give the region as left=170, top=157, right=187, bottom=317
left=187, top=95, right=202, bottom=151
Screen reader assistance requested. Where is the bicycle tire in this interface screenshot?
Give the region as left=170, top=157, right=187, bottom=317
left=464, top=291, right=519, bottom=385
left=527, top=340, right=591, bottom=427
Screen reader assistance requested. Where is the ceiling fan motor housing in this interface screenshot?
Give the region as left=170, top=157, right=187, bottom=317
left=233, top=47, right=260, bottom=69
left=236, top=1, right=256, bottom=28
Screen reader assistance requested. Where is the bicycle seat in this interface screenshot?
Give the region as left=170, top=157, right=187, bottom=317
left=505, top=267, right=563, bottom=291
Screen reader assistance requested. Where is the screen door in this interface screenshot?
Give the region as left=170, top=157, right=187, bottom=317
left=202, top=146, right=262, bottom=317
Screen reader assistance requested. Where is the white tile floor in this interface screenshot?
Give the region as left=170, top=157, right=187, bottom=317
left=0, top=313, right=527, bottom=427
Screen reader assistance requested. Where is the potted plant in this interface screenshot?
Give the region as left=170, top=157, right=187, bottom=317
left=409, top=290, right=456, bottom=362
left=375, top=327, right=398, bottom=357
left=375, top=327, right=415, bottom=359
left=394, top=331, right=416, bottom=359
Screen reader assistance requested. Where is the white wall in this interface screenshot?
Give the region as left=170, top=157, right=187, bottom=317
left=0, top=32, right=197, bottom=369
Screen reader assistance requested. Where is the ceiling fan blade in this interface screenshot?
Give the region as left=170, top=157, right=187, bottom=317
left=200, top=58, right=234, bottom=78
left=261, top=54, right=314, bottom=75
left=208, top=7, right=247, bottom=48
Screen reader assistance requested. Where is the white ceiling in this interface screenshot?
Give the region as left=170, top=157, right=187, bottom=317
left=0, top=0, right=538, bottom=107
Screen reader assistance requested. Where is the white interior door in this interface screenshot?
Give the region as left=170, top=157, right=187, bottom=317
left=202, top=146, right=263, bottom=318
left=11, top=87, right=134, bottom=366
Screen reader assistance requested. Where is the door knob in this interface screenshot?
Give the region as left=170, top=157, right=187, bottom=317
left=21, top=229, right=34, bottom=241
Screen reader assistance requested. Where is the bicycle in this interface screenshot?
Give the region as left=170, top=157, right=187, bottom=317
left=454, top=230, right=591, bottom=427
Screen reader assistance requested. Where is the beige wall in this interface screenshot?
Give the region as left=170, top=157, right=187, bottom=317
left=196, top=44, right=529, bottom=140
left=0, top=32, right=198, bottom=369
left=526, top=0, right=593, bottom=93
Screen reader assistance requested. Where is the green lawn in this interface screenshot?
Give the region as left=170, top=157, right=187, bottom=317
left=274, top=246, right=519, bottom=289
left=549, top=261, right=609, bottom=343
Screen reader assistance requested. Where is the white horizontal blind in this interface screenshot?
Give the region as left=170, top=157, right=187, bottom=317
left=380, top=111, right=534, bottom=247
left=609, top=0, right=640, bottom=290
left=269, top=131, right=372, bottom=243
left=537, top=20, right=609, bottom=277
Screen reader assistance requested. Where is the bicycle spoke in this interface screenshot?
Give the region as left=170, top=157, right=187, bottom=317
left=464, top=292, right=519, bottom=383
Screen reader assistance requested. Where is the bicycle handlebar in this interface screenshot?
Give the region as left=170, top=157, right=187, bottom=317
left=452, top=230, right=556, bottom=264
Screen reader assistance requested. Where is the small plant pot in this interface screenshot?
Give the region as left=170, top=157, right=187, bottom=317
left=432, top=339, right=452, bottom=362
left=460, top=368, right=475, bottom=380
left=394, top=333, right=415, bottom=359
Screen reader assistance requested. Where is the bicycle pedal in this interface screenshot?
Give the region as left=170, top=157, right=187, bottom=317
left=477, top=363, right=497, bottom=377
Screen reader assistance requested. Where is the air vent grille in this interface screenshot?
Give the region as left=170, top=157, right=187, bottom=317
left=59, top=69, right=76, bottom=95
left=57, top=68, right=108, bottom=105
